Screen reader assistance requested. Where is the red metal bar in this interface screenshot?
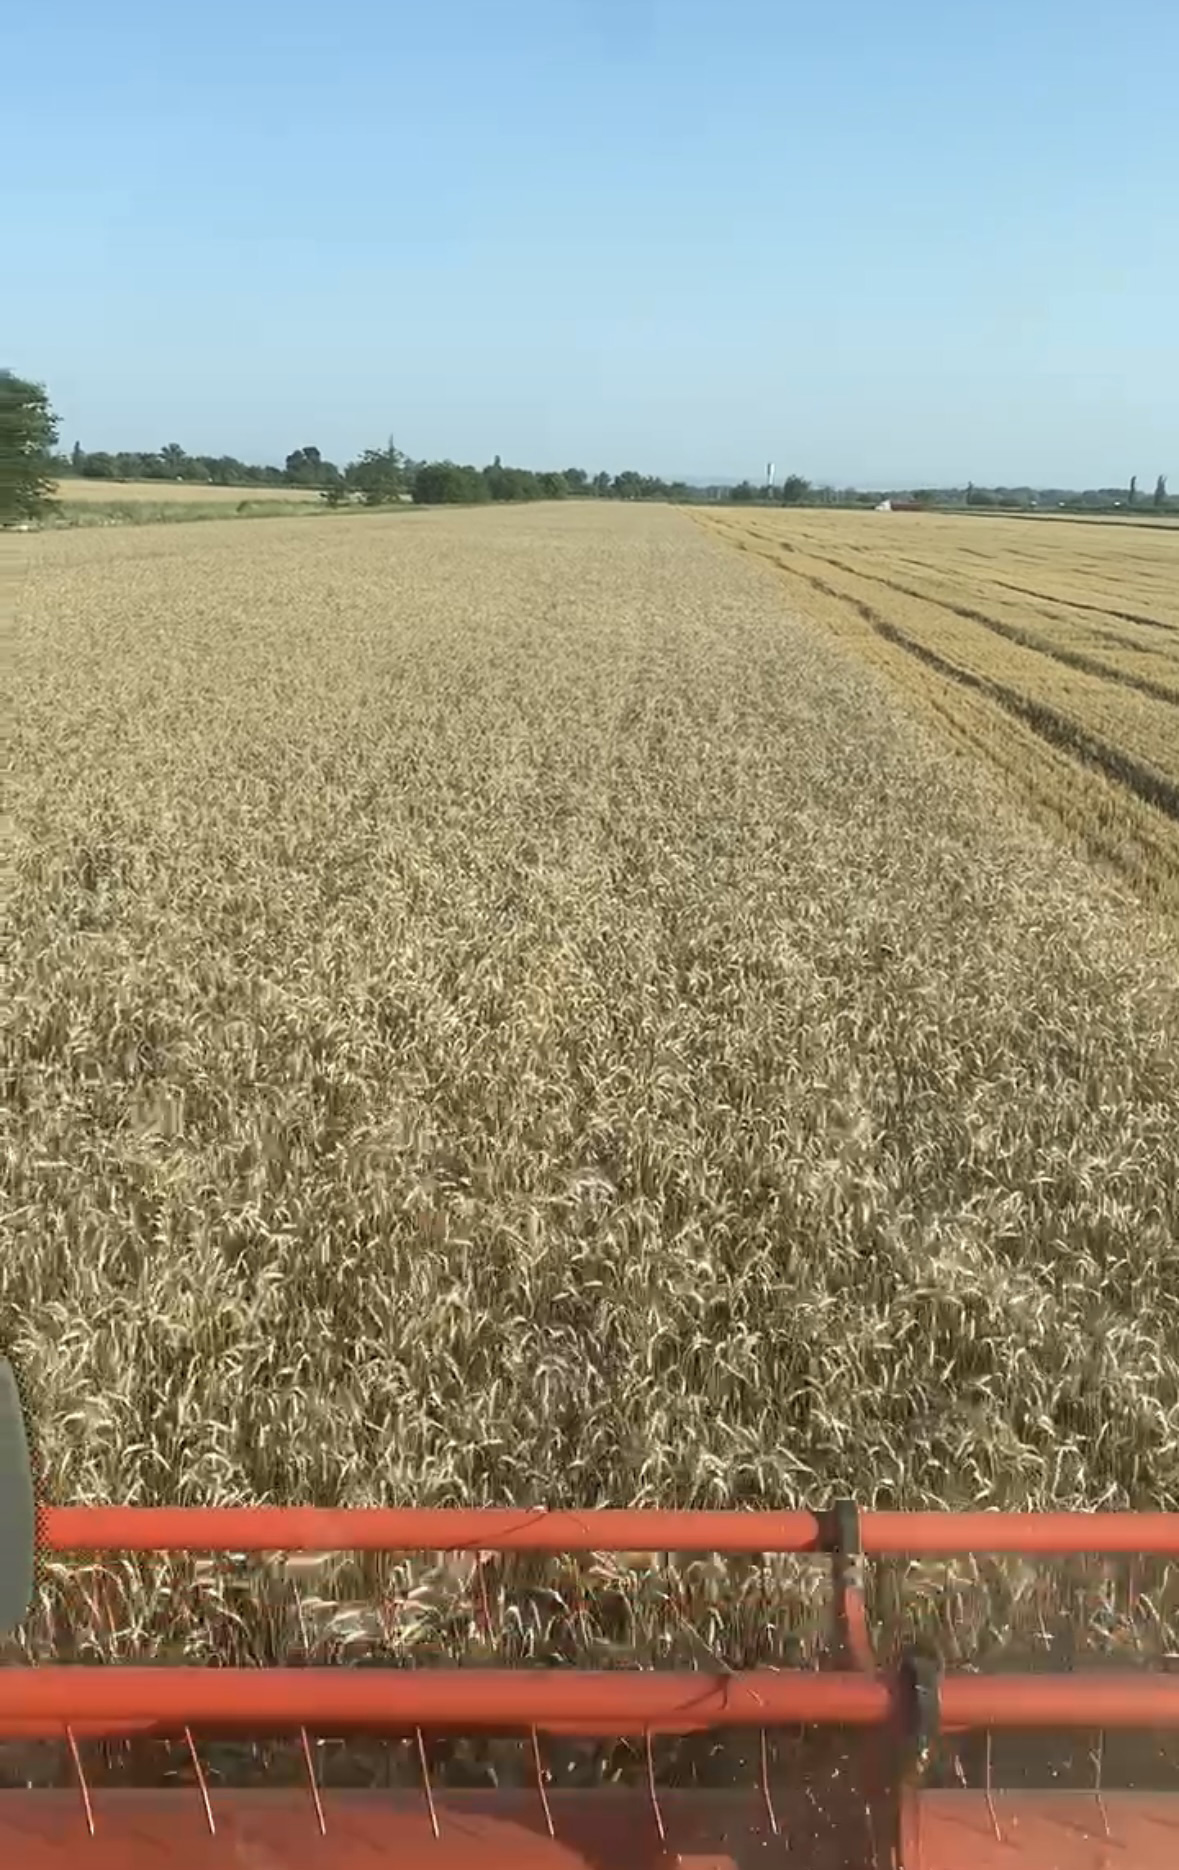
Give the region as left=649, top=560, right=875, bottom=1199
left=865, top=1511, right=1179, bottom=1555
left=0, top=1666, right=890, bottom=1736
left=39, top=1505, right=820, bottom=1553
left=4, top=1667, right=1179, bottom=1737
left=940, top=1673, right=1179, bottom=1729
left=37, top=1504, right=1179, bottom=1555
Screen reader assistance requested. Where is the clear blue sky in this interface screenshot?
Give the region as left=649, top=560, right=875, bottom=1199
left=7, top=0, right=1176, bottom=486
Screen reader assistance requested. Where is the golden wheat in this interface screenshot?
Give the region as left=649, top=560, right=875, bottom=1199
left=52, top=478, right=316, bottom=504
left=701, top=506, right=1179, bottom=918
left=5, top=502, right=1179, bottom=1695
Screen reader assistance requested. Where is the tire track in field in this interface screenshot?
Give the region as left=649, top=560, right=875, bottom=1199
left=986, top=577, right=1179, bottom=637
left=737, top=518, right=1176, bottom=638
left=789, top=548, right=1179, bottom=709
left=790, top=568, right=1179, bottom=826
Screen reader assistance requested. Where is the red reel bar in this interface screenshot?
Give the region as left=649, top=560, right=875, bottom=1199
left=0, top=1666, right=888, bottom=1736
left=3, top=1665, right=1179, bottom=1738
left=38, top=1503, right=1179, bottom=1555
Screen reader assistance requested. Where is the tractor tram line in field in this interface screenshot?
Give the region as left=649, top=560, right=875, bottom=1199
left=772, top=551, right=1179, bottom=708
left=702, top=506, right=1179, bottom=921
left=986, top=576, right=1179, bottom=637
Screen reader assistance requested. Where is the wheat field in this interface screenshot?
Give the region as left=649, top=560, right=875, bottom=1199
left=5, top=501, right=1179, bottom=1691
left=52, top=478, right=316, bottom=504
left=700, top=506, right=1179, bottom=919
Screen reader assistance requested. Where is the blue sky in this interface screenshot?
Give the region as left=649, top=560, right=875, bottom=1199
left=7, top=0, right=1176, bottom=486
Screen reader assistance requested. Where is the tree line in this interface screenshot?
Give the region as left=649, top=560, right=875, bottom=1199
left=3, top=368, right=1172, bottom=524
left=722, top=475, right=1172, bottom=513
left=62, top=440, right=703, bottom=509
left=1, top=371, right=702, bottom=518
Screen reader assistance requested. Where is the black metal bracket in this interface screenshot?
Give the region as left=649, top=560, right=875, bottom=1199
left=0, top=1357, right=35, bottom=1637
left=824, top=1498, right=874, bottom=1671
left=826, top=1498, right=864, bottom=1570
left=896, top=1651, right=941, bottom=1774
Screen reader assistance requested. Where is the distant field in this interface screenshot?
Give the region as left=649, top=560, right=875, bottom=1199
left=701, top=505, right=1179, bottom=920
left=53, top=478, right=314, bottom=504
left=963, top=508, right=1179, bottom=531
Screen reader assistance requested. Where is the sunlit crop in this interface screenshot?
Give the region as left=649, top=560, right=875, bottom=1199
left=6, top=501, right=1179, bottom=1686
left=701, top=505, right=1179, bottom=916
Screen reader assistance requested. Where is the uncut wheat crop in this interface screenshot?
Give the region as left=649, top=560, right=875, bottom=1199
left=6, top=501, right=1179, bottom=1685
left=52, top=477, right=316, bottom=505
left=702, top=505, right=1179, bottom=917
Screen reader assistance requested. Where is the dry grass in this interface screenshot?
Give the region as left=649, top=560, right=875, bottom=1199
left=699, top=506, right=1179, bottom=920
left=52, top=478, right=315, bottom=504
left=5, top=502, right=1179, bottom=1732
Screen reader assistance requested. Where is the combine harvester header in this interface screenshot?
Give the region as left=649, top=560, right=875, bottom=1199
left=3, top=1378, right=1179, bottom=1864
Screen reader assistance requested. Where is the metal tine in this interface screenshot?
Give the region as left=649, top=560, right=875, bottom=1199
left=183, top=1727, right=215, bottom=1835
left=300, top=1726, right=327, bottom=1836
left=1093, top=1728, right=1111, bottom=1840
left=64, top=1725, right=95, bottom=1837
left=530, top=1726, right=555, bottom=1838
left=474, top=1555, right=496, bottom=1642
left=568, top=1550, right=591, bottom=1655
left=758, top=1727, right=780, bottom=1838
left=644, top=1730, right=666, bottom=1843
left=984, top=1730, right=1002, bottom=1844
left=415, top=1727, right=440, bottom=1838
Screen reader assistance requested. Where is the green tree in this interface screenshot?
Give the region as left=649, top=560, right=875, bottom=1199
left=202, top=455, right=248, bottom=486
left=346, top=444, right=404, bottom=505
left=1155, top=475, right=1168, bottom=509
left=729, top=480, right=756, bottom=503
left=1129, top=474, right=1138, bottom=506
left=160, top=442, right=187, bottom=478
left=484, top=462, right=543, bottom=501
left=285, top=446, right=325, bottom=487
left=0, top=370, right=60, bottom=523
left=780, top=474, right=811, bottom=505
left=413, top=460, right=488, bottom=504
